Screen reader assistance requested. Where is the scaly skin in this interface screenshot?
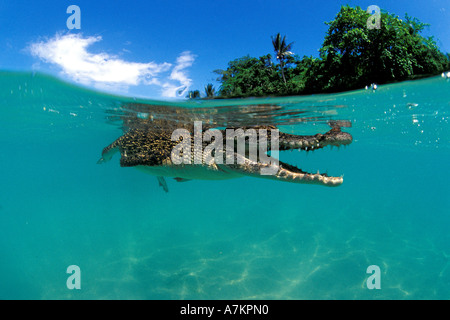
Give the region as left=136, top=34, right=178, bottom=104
left=98, top=122, right=352, bottom=189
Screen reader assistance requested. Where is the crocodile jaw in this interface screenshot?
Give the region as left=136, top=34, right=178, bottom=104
left=275, top=164, right=343, bottom=186
left=220, top=155, right=343, bottom=187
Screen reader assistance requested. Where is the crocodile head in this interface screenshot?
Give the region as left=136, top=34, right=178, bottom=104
left=221, top=124, right=352, bottom=187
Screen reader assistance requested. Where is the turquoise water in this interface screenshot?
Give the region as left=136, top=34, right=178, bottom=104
left=0, top=71, right=449, bottom=300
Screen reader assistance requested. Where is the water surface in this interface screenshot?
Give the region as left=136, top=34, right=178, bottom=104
left=0, top=71, right=449, bottom=299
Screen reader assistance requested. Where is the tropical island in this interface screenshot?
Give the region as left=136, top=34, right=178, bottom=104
left=187, top=5, right=450, bottom=99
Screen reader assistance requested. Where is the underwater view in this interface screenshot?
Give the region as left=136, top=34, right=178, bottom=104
left=0, top=71, right=449, bottom=299
left=1, top=0, right=449, bottom=302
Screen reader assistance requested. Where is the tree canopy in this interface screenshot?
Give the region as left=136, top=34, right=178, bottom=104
left=307, top=5, right=450, bottom=92
left=190, top=5, right=449, bottom=99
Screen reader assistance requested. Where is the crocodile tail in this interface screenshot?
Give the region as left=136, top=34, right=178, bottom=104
left=97, top=138, right=122, bottom=164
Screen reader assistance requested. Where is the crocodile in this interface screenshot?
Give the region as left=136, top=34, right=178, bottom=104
left=98, top=108, right=352, bottom=191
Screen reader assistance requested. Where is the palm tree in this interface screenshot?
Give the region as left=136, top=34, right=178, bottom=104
left=186, top=90, right=201, bottom=99
left=204, top=83, right=216, bottom=98
left=271, top=33, right=294, bottom=83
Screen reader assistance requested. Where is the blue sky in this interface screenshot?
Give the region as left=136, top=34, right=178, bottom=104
left=0, top=0, right=449, bottom=99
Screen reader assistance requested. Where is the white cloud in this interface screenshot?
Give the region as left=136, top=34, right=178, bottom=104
left=161, top=51, right=196, bottom=98
left=29, top=33, right=195, bottom=97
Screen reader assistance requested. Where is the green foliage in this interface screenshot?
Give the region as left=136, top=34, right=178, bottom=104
left=195, top=5, right=449, bottom=98
left=271, top=33, right=294, bottom=83
left=214, top=55, right=284, bottom=97
left=308, top=5, right=450, bottom=92
left=204, top=83, right=216, bottom=98
left=186, top=90, right=201, bottom=99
